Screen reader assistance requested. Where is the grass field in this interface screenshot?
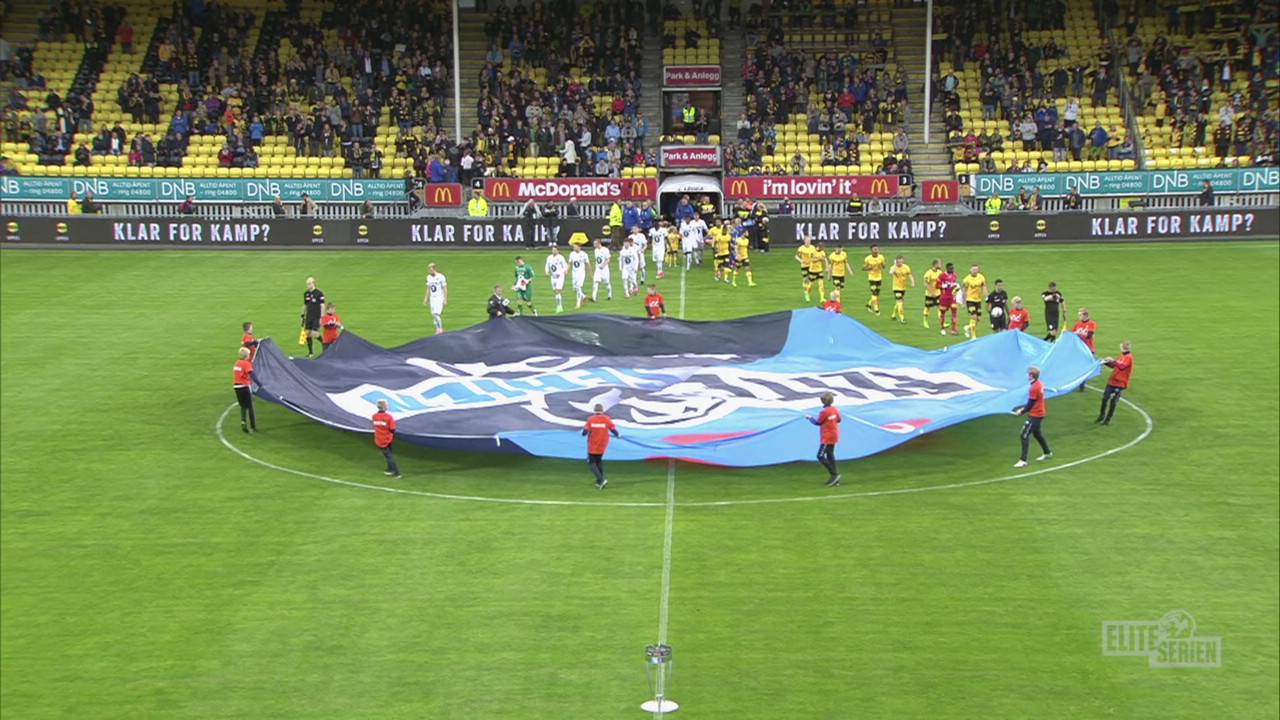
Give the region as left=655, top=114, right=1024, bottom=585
left=1, top=240, right=1277, bottom=719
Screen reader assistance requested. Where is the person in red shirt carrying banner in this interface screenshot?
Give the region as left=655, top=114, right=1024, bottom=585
left=1012, top=366, right=1052, bottom=467
left=233, top=347, right=261, bottom=433
left=320, top=303, right=344, bottom=352
left=1097, top=341, right=1134, bottom=426
left=582, top=403, right=620, bottom=489
left=805, top=392, right=842, bottom=486
left=1007, top=297, right=1031, bottom=331
left=1071, top=307, right=1096, bottom=391
left=937, top=262, right=959, bottom=335
left=372, top=399, right=401, bottom=478
left=241, top=321, right=267, bottom=361
left=643, top=285, right=666, bottom=319
left=822, top=290, right=842, bottom=313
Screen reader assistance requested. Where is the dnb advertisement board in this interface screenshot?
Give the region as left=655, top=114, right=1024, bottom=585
left=970, top=167, right=1280, bottom=197
left=0, top=177, right=416, bottom=203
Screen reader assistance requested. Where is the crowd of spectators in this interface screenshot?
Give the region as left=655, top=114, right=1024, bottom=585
left=725, top=8, right=901, bottom=176
left=1122, top=0, right=1278, bottom=166
left=473, top=0, right=654, bottom=179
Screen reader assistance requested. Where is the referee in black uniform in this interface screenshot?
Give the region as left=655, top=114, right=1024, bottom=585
left=1041, top=281, right=1063, bottom=342
left=302, top=276, right=325, bottom=357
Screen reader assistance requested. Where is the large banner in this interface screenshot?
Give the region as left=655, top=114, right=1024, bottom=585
left=249, top=309, right=1100, bottom=465
left=772, top=208, right=1279, bottom=244
left=663, top=65, right=722, bottom=87
left=0, top=176, right=412, bottom=202
left=4, top=209, right=1274, bottom=246
left=482, top=177, right=656, bottom=201
left=723, top=175, right=901, bottom=199
left=969, top=167, right=1280, bottom=197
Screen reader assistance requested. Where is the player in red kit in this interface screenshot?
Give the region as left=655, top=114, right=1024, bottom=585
left=1071, top=307, right=1096, bottom=391
left=937, top=262, right=959, bottom=335
left=320, top=303, right=343, bottom=351
left=805, top=392, right=842, bottom=486
left=1007, top=297, right=1030, bottom=331
left=644, top=285, right=666, bottom=318
left=582, top=403, right=620, bottom=489
left=233, top=347, right=260, bottom=433
left=1012, top=366, right=1052, bottom=467
left=371, top=399, right=401, bottom=478
left=822, top=291, right=842, bottom=313
left=241, top=321, right=267, bottom=361
left=1097, top=341, right=1133, bottom=425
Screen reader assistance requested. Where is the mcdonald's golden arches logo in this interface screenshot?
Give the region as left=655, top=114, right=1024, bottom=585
left=869, top=177, right=891, bottom=196
left=489, top=181, right=513, bottom=199
left=627, top=179, right=650, bottom=198
left=929, top=183, right=952, bottom=201
left=432, top=186, right=458, bottom=205
left=729, top=179, right=749, bottom=196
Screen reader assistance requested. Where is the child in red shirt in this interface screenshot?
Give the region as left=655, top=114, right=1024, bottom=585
left=1013, top=366, right=1052, bottom=467
left=822, top=291, right=842, bottom=313
left=582, top=403, right=620, bottom=489
left=805, top=392, right=842, bottom=486
left=320, top=303, right=343, bottom=351
left=372, top=399, right=401, bottom=478
left=643, top=285, right=666, bottom=318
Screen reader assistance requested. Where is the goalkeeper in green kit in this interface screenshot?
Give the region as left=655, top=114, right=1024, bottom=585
left=513, top=256, right=538, bottom=316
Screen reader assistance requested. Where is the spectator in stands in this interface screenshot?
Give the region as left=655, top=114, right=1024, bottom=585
left=1087, top=123, right=1109, bottom=160
left=272, top=195, right=287, bottom=218
left=893, top=128, right=911, bottom=156
left=1068, top=123, right=1086, bottom=161
left=1066, top=187, right=1083, bottom=210
left=73, top=142, right=91, bottom=167
left=1199, top=181, right=1215, bottom=206
left=300, top=193, right=318, bottom=218
left=178, top=195, right=196, bottom=216
left=0, top=156, right=16, bottom=176
left=81, top=191, right=101, bottom=215
left=778, top=198, right=794, bottom=215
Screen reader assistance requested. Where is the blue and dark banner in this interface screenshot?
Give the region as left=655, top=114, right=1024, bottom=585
left=251, top=309, right=1100, bottom=466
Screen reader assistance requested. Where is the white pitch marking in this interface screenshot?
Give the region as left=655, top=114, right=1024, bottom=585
left=218, top=390, right=1151, bottom=506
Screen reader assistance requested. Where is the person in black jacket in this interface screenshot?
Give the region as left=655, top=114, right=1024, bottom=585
left=487, top=285, right=516, bottom=319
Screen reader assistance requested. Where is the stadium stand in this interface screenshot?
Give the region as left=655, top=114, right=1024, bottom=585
left=3, top=0, right=454, bottom=180
left=939, top=0, right=1140, bottom=177
left=470, top=1, right=657, bottom=180
left=1123, top=0, right=1279, bottom=169
left=725, top=0, right=915, bottom=179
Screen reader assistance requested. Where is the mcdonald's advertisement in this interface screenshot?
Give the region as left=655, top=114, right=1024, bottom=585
left=722, top=175, right=901, bottom=199
left=921, top=180, right=961, bottom=203
left=421, top=183, right=464, bottom=207
left=0, top=176, right=410, bottom=203
left=481, top=178, right=657, bottom=201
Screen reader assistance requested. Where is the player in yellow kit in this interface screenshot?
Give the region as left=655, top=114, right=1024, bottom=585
left=828, top=244, right=850, bottom=291
left=795, top=236, right=819, bottom=301
left=862, top=245, right=886, bottom=315
left=710, top=220, right=732, bottom=282
left=961, top=263, right=989, bottom=339
left=807, top=242, right=828, bottom=303
left=921, top=258, right=943, bottom=329
left=731, top=231, right=755, bottom=287
left=888, top=255, right=916, bottom=323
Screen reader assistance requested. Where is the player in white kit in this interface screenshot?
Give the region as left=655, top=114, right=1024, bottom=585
left=544, top=244, right=568, bottom=313
left=648, top=221, right=667, bottom=278
left=628, top=226, right=648, bottom=283
left=568, top=243, right=590, bottom=308
left=592, top=238, right=613, bottom=301
left=680, top=214, right=707, bottom=271
left=422, top=262, right=448, bottom=334
left=619, top=236, right=640, bottom=297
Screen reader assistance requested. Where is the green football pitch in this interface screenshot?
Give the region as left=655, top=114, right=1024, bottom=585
left=1, top=239, right=1277, bottom=719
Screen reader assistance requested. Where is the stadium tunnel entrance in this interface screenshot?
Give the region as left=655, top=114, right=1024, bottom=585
left=658, top=172, right=722, bottom=221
